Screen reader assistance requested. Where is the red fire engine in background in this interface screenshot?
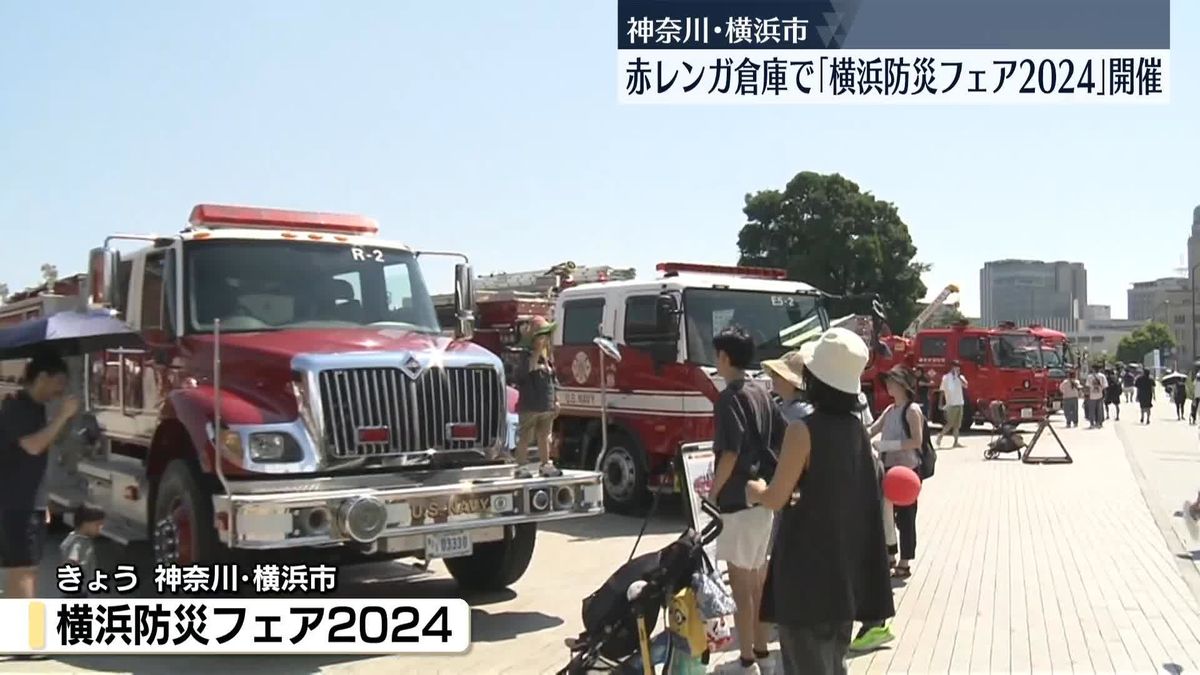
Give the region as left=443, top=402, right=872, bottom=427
left=861, top=284, right=1066, bottom=428
left=438, top=261, right=839, bottom=513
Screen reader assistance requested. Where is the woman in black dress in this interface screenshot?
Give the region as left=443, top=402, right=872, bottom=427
left=746, top=328, right=894, bottom=675
left=1135, top=369, right=1155, bottom=424
left=1104, top=370, right=1122, bottom=422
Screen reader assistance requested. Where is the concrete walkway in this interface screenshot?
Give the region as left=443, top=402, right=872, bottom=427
left=840, top=419, right=1200, bottom=675
left=5, top=417, right=1198, bottom=674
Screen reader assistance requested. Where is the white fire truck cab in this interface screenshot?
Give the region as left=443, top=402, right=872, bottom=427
left=548, top=262, right=827, bottom=512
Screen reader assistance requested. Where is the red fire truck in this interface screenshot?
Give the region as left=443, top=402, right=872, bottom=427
left=1026, top=323, right=1073, bottom=407
left=440, top=261, right=839, bottom=513
left=859, top=285, right=1058, bottom=428
left=1, top=204, right=605, bottom=591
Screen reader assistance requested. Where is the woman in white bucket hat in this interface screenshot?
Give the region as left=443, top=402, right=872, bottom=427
left=747, top=327, right=895, bottom=675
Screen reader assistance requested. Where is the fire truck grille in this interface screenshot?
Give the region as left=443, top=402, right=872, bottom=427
left=317, top=366, right=502, bottom=458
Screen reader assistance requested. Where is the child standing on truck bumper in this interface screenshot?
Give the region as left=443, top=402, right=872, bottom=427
left=514, top=317, right=562, bottom=477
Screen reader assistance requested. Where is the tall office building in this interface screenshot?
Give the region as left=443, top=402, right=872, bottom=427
left=980, top=259, right=1087, bottom=332
left=1127, top=278, right=1188, bottom=321
left=1187, top=205, right=1200, bottom=362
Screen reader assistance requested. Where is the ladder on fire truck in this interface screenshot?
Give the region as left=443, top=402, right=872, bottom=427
left=904, top=284, right=960, bottom=338
left=474, top=261, right=637, bottom=295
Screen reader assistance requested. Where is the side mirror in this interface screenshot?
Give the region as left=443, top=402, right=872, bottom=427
left=651, top=294, right=681, bottom=364
left=594, top=336, right=622, bottom=362
left=88, top=247, right=121, bottom=311
left=655, top=294, right=681, bottom=336
left=453, top=263, right=476, bottom=340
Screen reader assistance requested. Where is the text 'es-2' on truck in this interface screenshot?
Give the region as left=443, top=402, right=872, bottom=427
left=437, top=261, right=845, bottom=514
left=1, top=204, right=604, bottom=592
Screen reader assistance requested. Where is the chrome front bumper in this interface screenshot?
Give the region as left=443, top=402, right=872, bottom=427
left=211, top=467, right=603, bottom=550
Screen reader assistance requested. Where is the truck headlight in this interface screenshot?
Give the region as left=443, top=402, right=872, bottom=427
left=248, top=433, right=300, bottom=462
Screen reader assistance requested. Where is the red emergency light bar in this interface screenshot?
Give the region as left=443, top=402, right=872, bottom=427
left=188, top=204, right=380, bottom=235
left=656, top=262, right=787, bottom=280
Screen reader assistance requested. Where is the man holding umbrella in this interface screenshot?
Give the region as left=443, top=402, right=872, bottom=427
left=0, top=351, right=79, bottom=598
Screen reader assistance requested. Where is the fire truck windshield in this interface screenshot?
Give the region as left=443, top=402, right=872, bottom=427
left=1040, top=347, right=1064, bottom=369
left=682, top=288, right=820, bottom=368
left=990, top=333, right=1041, bottom=369
left=185, top=240, right=441, bottom=333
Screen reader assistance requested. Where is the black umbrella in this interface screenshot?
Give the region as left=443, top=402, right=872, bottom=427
left=0, top=309, right=143, bottom=360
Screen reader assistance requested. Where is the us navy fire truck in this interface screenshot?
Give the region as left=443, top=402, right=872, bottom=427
left=1, top=204, right=604, bottom=591
left=438, top=261, right=834, bottom=513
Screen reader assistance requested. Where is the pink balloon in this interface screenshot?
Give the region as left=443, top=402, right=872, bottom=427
left=883, top=466, right=921, bottom=506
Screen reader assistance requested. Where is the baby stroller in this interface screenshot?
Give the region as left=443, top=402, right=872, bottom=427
left=559, top=501, right=724, bottom=674
left=984, top=400, right=1026, bottom=460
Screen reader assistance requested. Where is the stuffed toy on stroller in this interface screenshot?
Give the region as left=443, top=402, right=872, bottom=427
left=984, top=400, right=1026, bottom=460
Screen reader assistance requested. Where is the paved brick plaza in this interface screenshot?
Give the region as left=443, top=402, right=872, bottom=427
left=696, top=418, right=1200, bottom=674
left=4, top=417, right=1200, bottom=674
left=842, top=419, right=1200, bottom=675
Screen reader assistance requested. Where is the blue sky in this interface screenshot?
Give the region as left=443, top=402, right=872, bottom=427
left=0, top=1, right=1194, bottom=319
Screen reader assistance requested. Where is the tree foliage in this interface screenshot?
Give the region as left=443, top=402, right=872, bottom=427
left=736, top=172, right=929, bottom=331
left=1116, top=322, right=1176, bottom=365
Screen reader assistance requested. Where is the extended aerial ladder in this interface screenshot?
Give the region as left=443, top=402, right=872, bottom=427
left=904, top=284, right=960, bottom=337
left=474, top=261, right=636, bottom=296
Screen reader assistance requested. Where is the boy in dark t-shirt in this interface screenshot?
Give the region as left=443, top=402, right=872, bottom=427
left=709, top=326, right=785, bottom=669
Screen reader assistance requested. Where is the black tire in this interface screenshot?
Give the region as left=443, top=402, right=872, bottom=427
left=444, top=523, right=537, bottom=592
left=595, top=431, right=650, bottom=515
left=152, top=459, right=223, bottom=565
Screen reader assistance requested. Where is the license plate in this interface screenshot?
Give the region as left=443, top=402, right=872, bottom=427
left=1051, top=400, right=1061, bottom=410
left=1021, top=408, right=1033, bottom=419
left=425, top=531, right=473, bottom=559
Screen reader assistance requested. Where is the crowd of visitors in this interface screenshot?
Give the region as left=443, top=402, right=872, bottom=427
left=710, top=324, right=950, bottom=674
left=1057, top=361, right=1200, bottom=427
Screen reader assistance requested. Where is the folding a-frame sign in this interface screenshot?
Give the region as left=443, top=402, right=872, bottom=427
left=1021, top=416, right=1073, bottom=464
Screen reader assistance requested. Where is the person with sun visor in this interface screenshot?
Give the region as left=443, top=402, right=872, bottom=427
left=512, top=316, right=562, bottom=477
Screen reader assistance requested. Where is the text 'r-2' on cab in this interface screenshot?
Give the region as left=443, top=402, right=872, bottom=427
left=0, top=204, right=604, bottom=592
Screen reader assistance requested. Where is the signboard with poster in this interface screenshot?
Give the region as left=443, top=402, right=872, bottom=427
left=679, top=442, right=718, bottom=565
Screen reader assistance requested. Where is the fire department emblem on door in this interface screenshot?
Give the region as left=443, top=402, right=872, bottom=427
left=572, top=352, right=592, bottom=385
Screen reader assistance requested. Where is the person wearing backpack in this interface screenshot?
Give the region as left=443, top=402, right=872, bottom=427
left=868, top=364, right=925, bottom=580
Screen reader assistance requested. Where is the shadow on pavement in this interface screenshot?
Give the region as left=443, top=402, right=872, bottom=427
left=6, top=653, right=367, bottom=674
left=540, top=509, right=686, bottom=542
left=470, top=608, right=563, bottom=642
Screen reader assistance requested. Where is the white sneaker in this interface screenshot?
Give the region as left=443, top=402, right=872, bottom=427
left=1183, top=500, right=1200, bottom=540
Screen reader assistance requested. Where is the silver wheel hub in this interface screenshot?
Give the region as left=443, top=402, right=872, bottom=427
left=602, top=448, right=636, bottom=501
left=153, top=517, right=179, bottom=564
